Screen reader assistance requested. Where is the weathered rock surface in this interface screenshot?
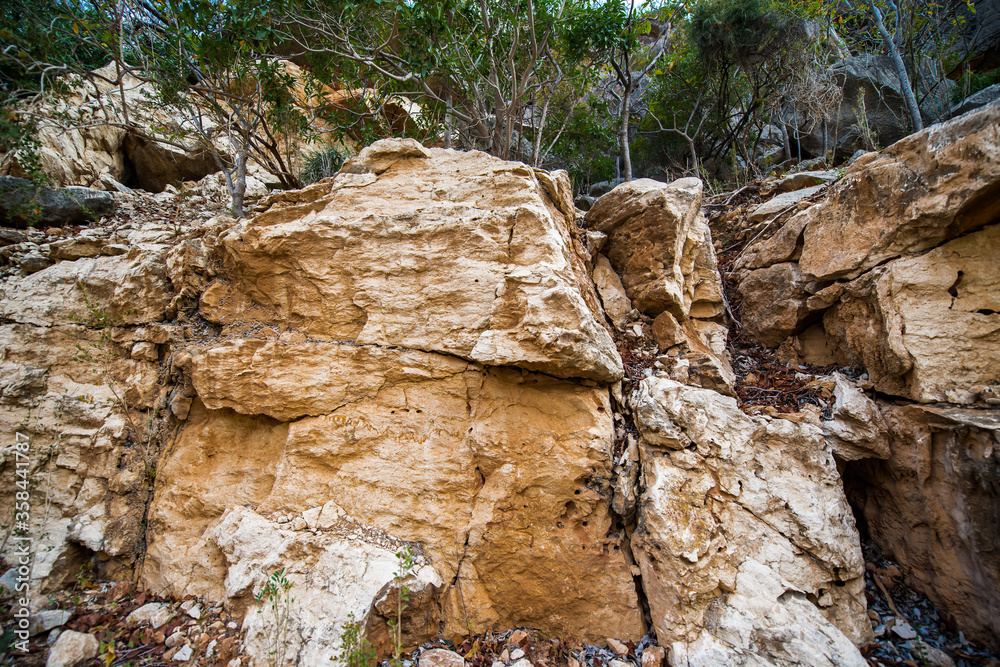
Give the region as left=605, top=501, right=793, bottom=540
left=628, top=378, right=871, bottom=662
left=797, top=100, right=1000, bottom=282
left=823, top=223, right=1000, bottom=404
left=844, top=405, right=1000, bottom=651
left=209, top=142, right=621, bottom=382
left=0, top=176, right=116, bottom=226
left=46, top=630, right=99, bottom=667
left=585, top=178, right=723, bottom=320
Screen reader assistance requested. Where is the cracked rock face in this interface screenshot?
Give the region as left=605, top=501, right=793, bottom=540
left=845, top=405, right=1000, bottom=652
left=141, top=141, right=643, bottom=653
left=206, top=144, right=622, bottom=383
left=628, top=378, right=871, bottom=664
left=585, top=178, right=723, bottom=321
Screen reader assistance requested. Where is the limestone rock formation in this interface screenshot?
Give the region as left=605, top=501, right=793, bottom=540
left=731, top=100, right=1000, bottom=405
left=585, top=178, right=723, bottom=320
left=140, top=142, right=643, bottom=655
left=207, top=142, right=621, bottom=383
left=845, top=405, right=1000, bottom=651
left=585, top=178, right=733, bottom=394
left=725, top=99, right=1000, bottom=654
left=9, top=127, right=998, bottom=666
left=628, top=378, right=871, bottom=664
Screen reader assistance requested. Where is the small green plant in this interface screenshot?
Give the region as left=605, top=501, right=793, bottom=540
left=387, top=546, right=416, bottom=667
left=300, top=145, right=345, bottom=185
left=334, top=612, right=376, bottom=667
left=256, top=567, right=294, bottom=667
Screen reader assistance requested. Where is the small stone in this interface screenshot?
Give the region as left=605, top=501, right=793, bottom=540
left=641, top=646, right=665, bottom=667
left=418, top=648, right=465, bottom=667
left=609, top=660, right=631, bottom=667
left=172, top=644, right=193, bottom=662
left=30, top=609, right=72, bottom=635
left=868, top=610, right=880, bottom=621
left=891, top=621, right=918, bottom=640
left=226, top=622, right=238, bottom=630
left=127, top=602, right=172, bottom=628
left=500, top=648, right=510, bottom=662
left=18, top=251, right=52, bottom=274
left=510, top=660, right=532, bottom=667
left=100, top=244, right=129, bottom=256
left=510, top=648, right=525, bottom=660
left=131, top=341, right=159, bottom=362
left=606, top=638, right=628, bottom=656
left=166, top=631, right=185, bottom=648
left=185, top=604, right=202, bottom=620
left=509, top=630, right=528, bottom=645
left=46, top=630, right=99, bottom=667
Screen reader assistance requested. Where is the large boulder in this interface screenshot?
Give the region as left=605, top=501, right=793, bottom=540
left=0, top=176, right=115, bottom=226
left=585, top=178, right=723, bottom=320
left=206, top=141, right=621, bottom=382
left=823, top=223, right=1000, bottom=404
left=628, top=378, right=871, bottom=664
left=797, top=100, right=1000, bottom=282
left=139, top=141, right=644, bottom=660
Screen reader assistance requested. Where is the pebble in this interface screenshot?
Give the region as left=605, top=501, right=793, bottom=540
left=606, top=638, right=628, bottom=655
left=510, top=648, right=525, bottom=660
left=892, top=621, right=918, bottom=640
left=166, top=631, right=185, bottom=648
left=173, top=644, right=194, bottom=661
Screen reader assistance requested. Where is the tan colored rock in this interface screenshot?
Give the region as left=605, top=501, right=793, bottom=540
left=593, top=254, right=632, bottom=330
left=46, top=630, right=98, bottom=667
left=213, top=143, right=621, bottom=382
left=419, top=649, right=466, bottom=667
left=735, top=263, right=810, bottom=348
left=844, top=404, right=1000, bottom=651
left=585, top=178, right=723, bottom=320
left=824, top=223, right=1000, bottom=403
left=732, top=214, right=808, bottom=273
left=0, top=322, right=161, bottom=589
left=821, top=373, right=890, bottom=462
left=651, top=311, right=684, bottom=351
left=0, top=248, right=174, bottom=327
left=629, top=378, right=870, bottom=657
left=146, top=345, right=644, bottom=647
left=798, top=101, right=1000, bottom=281
left=772, top=170, right=839, bottom=194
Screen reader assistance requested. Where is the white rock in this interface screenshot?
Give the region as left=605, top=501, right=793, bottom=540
left=172, top=644, right=194, bottom=662
left=419, top=648, right=465, bottom=667
left=891, top=621, right=917, bottom=639
left=30, top=609, right=72, bottom=635
left=45, top=630, right=99, bottom=667
left=126, top=602, right=172, bottom=628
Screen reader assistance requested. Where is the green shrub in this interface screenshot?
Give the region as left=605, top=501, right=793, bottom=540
left=301, top=145, right=346, bottom=185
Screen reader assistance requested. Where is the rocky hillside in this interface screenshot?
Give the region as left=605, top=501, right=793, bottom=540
left=0, top=102, right=998, bottom=667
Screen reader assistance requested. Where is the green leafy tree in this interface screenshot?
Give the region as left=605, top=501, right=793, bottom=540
left=565, top=0, right=669, bottom=181
left=273, top=0, right=592, bottom=165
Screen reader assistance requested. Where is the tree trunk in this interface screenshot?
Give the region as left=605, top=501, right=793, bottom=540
left=869, top=0, right=923, bottom=132
left=619, top=81, right=633, bottom=182
left=231, top=149, right=247, bottom=219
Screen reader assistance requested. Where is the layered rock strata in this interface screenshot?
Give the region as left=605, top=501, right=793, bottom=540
left=728, top=100, right=1000, bottom=651
left=0, top=137, right=938, bottom=667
